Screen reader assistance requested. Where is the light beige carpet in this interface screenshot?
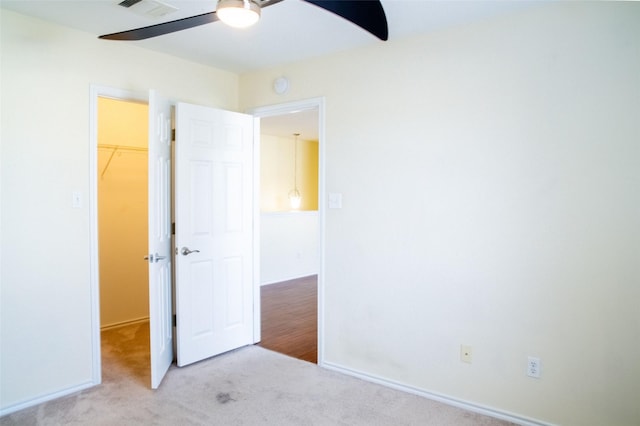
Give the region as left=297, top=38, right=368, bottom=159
left=1, top=323, right=515, bottom=425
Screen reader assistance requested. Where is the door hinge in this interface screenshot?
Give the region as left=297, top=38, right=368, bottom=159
left=171, top=222, right=175, bottom=235
left=171, top=128, right=176, bottom=142
left=172, top=314, right=177, bottom=327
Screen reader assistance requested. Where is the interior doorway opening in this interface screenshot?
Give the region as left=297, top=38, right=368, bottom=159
left=252, top=100, right=325, bottom=365
left=96, top=96, right=151, bottom=386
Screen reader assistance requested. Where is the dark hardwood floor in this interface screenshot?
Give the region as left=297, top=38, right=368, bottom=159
left=257, top=275, right=317, bottom=363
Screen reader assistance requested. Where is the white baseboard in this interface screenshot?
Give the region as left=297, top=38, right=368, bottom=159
left=100, top=316, right=149, bottom=331
left=0, top=380, right=96, bottom=417
left=2, top=317, right=150, bottom=416
left=320, top=360, right=554, bottom=426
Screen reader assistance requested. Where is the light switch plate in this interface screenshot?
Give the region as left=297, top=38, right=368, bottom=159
left=72, top=191, right=83, bottom=209
left=328, top=193, right=343, bottom=209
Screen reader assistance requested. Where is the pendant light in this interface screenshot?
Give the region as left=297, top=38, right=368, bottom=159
left=216, top=0, right=261, bottom=29
left=288, top=133, right=302, bottom=210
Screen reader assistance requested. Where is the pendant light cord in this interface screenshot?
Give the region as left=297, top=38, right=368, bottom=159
left=293, top=133, right=300, bottom=191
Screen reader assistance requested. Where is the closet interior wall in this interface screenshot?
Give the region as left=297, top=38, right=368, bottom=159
left=97, top=97, right=149, bottom=329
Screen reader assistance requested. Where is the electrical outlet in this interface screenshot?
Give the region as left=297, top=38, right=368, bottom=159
left=527, top=356, right=541, bottom=378
left=460, top=345, right=472, bottom=363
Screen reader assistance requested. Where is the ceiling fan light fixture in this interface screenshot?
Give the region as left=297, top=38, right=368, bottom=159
left=216, top=0, right=261, bottom=29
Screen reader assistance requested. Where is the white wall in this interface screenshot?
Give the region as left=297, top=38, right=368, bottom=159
left=240, top=3, right=640, bottom=425
left=0, top=10, right=238, bottom=413
left=260, top=212, right=319, bottom=285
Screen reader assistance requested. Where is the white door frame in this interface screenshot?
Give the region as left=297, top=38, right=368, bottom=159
left=248, top=97, right=326, bottom=365
left=88, top=85, right=149, bottom=385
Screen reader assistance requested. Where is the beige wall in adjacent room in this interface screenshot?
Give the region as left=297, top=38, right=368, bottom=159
left=261, top=133, right=319, bottom=212
left=98, top=97, right=149, bottom=328
left=240, top=3, right=640, bottom=425
left=260, top=133, right=320, bottom=283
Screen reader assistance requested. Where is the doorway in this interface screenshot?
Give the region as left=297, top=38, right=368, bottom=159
left=251, top=99, right=325, bottom=365
left=92, top=89, right=175, bottom=389
left=89, top=86, right=151, bottom=385
left=96, top=96, right=151, bottom=385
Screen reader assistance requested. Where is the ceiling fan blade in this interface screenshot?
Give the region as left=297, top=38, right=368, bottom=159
left=99, top=0, right=285, bottom=41
left=99, top=11, right=219, bottom=40
left=302, top=0, right=388, bottom=41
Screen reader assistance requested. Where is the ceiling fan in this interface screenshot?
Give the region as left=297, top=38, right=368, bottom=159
left=99, top=0, right=388, bottom=41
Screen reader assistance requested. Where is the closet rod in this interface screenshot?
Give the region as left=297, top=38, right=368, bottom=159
left=98, top=143, right=147, bottom=152
left=99, top=144, right=148, bottom=179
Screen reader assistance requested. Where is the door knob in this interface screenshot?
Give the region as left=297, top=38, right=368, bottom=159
left=181, top=247, right=200, bottom=256
left=146, top=253, right=167, bottom=263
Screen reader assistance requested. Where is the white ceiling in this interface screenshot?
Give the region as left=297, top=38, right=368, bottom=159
left=0, top=0, right=544, bottom=74
left=1, top=0, right=544, bottom=139
left=261, top=107, right=319, bottom=141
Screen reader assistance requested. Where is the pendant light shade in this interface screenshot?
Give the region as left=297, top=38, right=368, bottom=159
left=216, top=0, right=260, bottom=28
left=288, top=189, right=302, bottom=210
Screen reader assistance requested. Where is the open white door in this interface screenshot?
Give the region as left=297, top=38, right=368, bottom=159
left=174, top=102, right=255, bottom=367
left=147, top=90, right=173, bottom=388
